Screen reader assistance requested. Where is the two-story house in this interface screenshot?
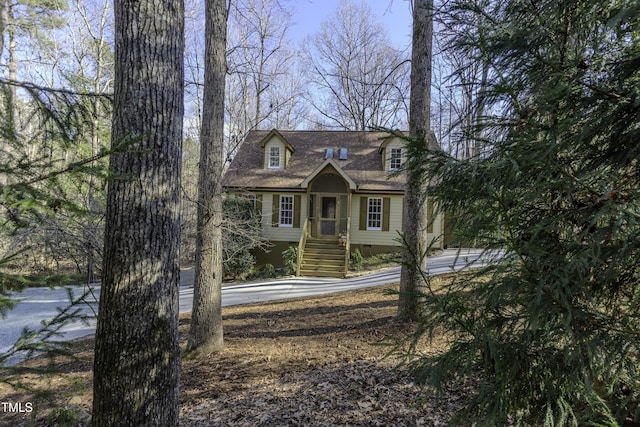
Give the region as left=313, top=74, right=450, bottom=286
left=222, top=129, right=444, bottom=277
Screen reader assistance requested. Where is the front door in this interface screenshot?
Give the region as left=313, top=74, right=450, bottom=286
left=319, top=196, right=337, bottom=237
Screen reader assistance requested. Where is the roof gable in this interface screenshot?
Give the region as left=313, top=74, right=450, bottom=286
left=258, top=128, right=295, bottom=153
left=300, top=158, right=357, bottom=190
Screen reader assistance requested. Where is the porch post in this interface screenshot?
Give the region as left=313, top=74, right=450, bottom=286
left=345, top=191, right=352, bottom=276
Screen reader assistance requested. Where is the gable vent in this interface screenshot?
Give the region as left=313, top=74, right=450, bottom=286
left=324, top=148, right=334, bottom=159
left=338, top=148, right=348, bottom=160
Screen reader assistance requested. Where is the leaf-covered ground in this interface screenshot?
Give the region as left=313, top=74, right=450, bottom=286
left=1, top=280, right=464, bottom=426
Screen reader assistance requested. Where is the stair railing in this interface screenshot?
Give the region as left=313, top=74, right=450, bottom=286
left=296, top=217, right=309, bottom=276
left=344, top=216, right=351, bottom=276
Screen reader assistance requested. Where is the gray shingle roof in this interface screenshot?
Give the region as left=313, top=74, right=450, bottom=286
left=223, top=130, right=408, bottom=192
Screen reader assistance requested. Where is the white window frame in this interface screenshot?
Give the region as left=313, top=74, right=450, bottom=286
left=279, top=195, right=294, bottom=227
left=268, top=146, right=281, bottom=169
left=389, top=147, right=403, bottom=171
left=367, top=197, right=382, bottom=230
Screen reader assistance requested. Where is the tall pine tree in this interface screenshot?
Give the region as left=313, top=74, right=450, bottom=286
left=92, top=0, right=184, bottom=424
left=400, top=1, right=640, bottom=424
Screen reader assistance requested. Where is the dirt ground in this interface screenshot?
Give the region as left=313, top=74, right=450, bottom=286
left=1, top=280, right=463, bottom=426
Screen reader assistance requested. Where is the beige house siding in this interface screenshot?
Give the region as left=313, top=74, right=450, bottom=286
left=232, top=190, right=445, bottom=251
left=350, top=195, right=445, bottom=249
left=239, top=191, right=444, bottom=247
left=259, top=191, right=306, bottom=242
left=350, top=194, right=404, bottom=246
left=427, top=199, right=444, bottom=249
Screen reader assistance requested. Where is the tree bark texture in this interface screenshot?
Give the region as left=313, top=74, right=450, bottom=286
left=0, top=1, right=5, bottom=60
left=92, top=0, right=184, bottom=425
left=187, top=0, right=227, bottom=355
left=4, top=2, right=17, bottom=140
left=398, top=0, right=433, bottom=321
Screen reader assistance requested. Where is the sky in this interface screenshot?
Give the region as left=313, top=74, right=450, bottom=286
left=289, top=0, right=413, bottom=50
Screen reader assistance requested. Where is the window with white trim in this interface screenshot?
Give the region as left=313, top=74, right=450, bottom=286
left=367, top=197, right=382, bottom=230
left=279, top=195, right=294, bottom=227
left=389, top=147, right=403, bottom=170
left=269, top=146, right=281, bottom=169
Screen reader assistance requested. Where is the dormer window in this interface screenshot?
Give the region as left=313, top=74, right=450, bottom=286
left=379, top=133, right=407, bottom=172
left=389, top=147, right=403, bottom=170
left=269, top=146, right=281, bottom=169
left=260, top=129, right=294, bottom=170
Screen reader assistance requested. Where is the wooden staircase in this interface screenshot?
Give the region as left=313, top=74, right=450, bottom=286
left=298, top=238, right=347, bottom=278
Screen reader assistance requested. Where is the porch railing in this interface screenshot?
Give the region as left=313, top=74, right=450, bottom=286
left=296, top=218, right=309, bottom=276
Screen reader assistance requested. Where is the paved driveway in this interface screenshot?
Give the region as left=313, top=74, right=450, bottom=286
left=189, top=248, right=491, bottom=310
left=1, top=248, right=492, bottom=359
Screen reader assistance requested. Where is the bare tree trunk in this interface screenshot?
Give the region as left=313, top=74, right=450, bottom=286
left=471, top=53, right=489, bottom=159
left=1, top=1, right=16, bottom=186
left=398, top=0, right=433, bottom=321
left=0, top=0, right=5, bottom=60
left=91, top=0, right=184, bottom=424
left=6, top=2, right=17, bottom=139
left=0, top=1, right=7, bottom=185
left=187, top=0, right=227, bottom=355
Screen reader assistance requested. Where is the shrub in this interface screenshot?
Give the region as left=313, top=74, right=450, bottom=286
left=222, top=197, right=262, bottom=279
left=263, top=263, right=276, bottom=278
left=222, top=252, right=255, bottom=280
left=281, top=246, right=298, bottom=275
left=350, top=248, right=363, bottom=271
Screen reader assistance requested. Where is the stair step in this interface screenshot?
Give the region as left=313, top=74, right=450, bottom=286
left=300, top=263, right=343, bottom=271
left=303, top=250, right=344, bottom=258
left=299, top=271, right=344, bottom=278
left=304, top=245, right=345, bottom=250
left=298, top=238, right=348, bottom=278
left=305, top=238, right=342, bottom=243
left=299, top=266, right=345, bottom=277
left=304, top=243, right=345, bottom=249
left=302, top=257, right=344, bottom=264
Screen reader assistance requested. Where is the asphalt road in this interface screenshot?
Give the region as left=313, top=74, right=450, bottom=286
left=1, top=248, right=492, bottom=360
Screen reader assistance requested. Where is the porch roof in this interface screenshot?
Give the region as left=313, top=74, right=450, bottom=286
left=223, top=130, right=407, bottom=192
